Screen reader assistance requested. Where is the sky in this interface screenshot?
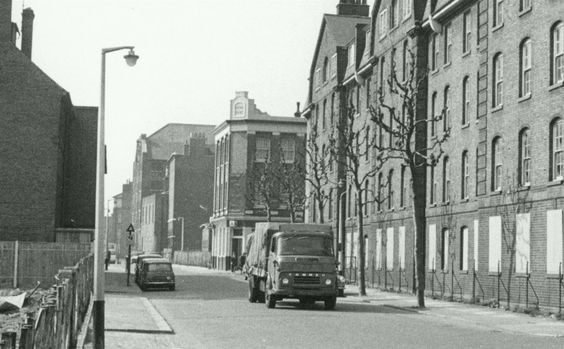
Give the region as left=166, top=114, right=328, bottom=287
left=11, top=0, right=373, bottom=207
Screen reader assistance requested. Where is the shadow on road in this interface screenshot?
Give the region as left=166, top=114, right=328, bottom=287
left=270, top=300, right=417, bottom=314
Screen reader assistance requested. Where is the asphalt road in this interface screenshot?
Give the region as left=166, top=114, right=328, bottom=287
left=107, top=266, right=564, bottom=349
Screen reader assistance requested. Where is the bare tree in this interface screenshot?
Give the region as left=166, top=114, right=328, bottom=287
left=245, top=155, right=278, bottom=222
left=495, top=172, right=531, bottom=309
left=328, top=102, right=385, bottom=296
left=305, top=127, right=331, bottom=223
left=369, top=48, right=449, bottom=307
left=278, top=148, right=306, bottom=223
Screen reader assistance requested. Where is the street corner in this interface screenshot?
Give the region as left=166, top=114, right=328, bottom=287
left=105, top=295, right=173, bottom=334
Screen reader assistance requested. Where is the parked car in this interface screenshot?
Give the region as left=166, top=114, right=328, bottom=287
left=109, top=250, right=117, bottom=264
left=138, top=258, right=175, bottom=291
left=134, top=253, right=162, bottom=284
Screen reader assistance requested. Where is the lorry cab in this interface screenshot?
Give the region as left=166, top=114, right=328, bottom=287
left=245, top=223, right=338, bottom=310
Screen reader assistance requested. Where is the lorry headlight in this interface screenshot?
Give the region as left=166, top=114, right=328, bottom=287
left=282, top=278, right=290, bottom=285
left=325, top=279, right=332, bottom=285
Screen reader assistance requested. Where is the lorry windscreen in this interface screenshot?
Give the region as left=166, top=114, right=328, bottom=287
left=277, top=235, right=333, bottom=256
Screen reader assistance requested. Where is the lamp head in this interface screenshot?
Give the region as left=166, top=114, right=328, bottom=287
left=124, top=49, right=139, bottom=66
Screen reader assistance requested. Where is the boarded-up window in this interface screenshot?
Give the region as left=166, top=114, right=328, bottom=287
left=547, top=209, right=563, bottom=274
left=399, top=226, right=406, bottom=270
left=489, top=216, right=502, bottom=273
left=516, top=213, right=531, bottom=273
left=428, top=224, right=437, bottom=270
left=474, top=220, right=479, bottom=270
left=376, top=229, right=382, bottom=269
left=387, top=227, right=394, bottom=270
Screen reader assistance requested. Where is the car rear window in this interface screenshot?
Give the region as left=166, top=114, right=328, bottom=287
left=148, top=263, right=172, bottom=272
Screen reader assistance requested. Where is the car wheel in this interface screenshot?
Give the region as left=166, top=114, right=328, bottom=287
left=324, top=296, right=337, bottom=310
left=265, top=290, right=276, bottom=309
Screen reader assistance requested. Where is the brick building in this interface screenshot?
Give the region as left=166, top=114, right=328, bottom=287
left=165, top=133, right=214, bottom=252
left=130, top=123, right=214, bottom=253
left=111, top=182, right=132, bottom=259
left=210, top=91, right=307, bottom=270
left=0, top=2, right=97, bottom=242
left=304, top=0, right=564, bottom=310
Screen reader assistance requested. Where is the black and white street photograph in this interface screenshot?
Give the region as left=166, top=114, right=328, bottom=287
left=2, top=0, right=564, bottom=348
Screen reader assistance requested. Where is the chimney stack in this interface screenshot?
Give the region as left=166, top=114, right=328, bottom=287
left=336, top=0, right=369, bottom=17
left=0, top=0, right=12, bottom=43
left=21, top=8, right=34, bottom=59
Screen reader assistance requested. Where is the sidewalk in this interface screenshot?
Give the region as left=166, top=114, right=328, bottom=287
left=342, top=283, right=564, bottom=338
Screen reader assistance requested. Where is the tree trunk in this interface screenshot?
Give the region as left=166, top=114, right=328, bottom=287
left=357, top=199, right=366, bottom=296
left=412, top=186, right=426, bottom=308
left=318, top=199, right=325, bottom=224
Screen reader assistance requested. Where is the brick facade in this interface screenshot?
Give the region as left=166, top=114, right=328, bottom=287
left=305, top=0, right=564, bottom=310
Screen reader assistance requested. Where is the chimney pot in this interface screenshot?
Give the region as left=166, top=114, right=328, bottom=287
left=21, top=8, right=34, bottom=59
left=0, top=0, right=13, bottom=43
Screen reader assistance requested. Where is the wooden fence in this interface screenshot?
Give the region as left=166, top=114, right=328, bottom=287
left=0, top=241, right=91, bottom=289
left=173, top=250, right=211, bottom=268
left=0, top=253, right=94, bottom=349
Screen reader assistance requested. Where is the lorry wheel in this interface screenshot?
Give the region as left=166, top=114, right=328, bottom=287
left=248, top=279, right=258, bottom=303
left=258, top=290, right=266, bottom=303
left=324, top=296, right=336, bottom=310
left=265, top=291, right=276, bottom=309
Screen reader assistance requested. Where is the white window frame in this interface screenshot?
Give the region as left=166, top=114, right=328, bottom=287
left=255, top=137, right=271, bottom=162
left=494, top=0, right=503, bottom=27
left=330, top=53, right=337, bottom=78
left=553, top=119, right=564, bottom=180
left=444, top=23, right=452, bottom=65
left=553, top=23, right=564, bottom=84
left=493, top=54, right=503, bottom=107
left=402, top=0, right=411, bottom=20
left=463, top=11, right=471, bottom=54
left=521, top=40, right=532, bottom=96
left=462, top=77, right=470, bottom=125
left=521, top=129, right=531, bottom=185
left=380, top=9, right=388, bottom=38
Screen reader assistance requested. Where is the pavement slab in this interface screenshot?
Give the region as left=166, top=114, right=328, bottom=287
left=105, top=295, right=173, bottom=333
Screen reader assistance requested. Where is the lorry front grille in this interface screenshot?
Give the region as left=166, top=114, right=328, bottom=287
left=292, top=273, right=321, bottom=285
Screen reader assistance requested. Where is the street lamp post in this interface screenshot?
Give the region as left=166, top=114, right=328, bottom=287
left=93, top=46, right=138, bottom=349
left=179, top=217, right=185, bottom=251
left=337, top=180, right=347, bottom=275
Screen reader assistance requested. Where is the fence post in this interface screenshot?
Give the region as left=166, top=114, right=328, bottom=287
left=497, top=261, right=501, bottom=304
left=472, top=264, right=476, bottom=303
left=13, top=240, right=19, bottom=288
left=526, top=261, right=529, bottom=309
left=560, top=263, right=562, bottom=316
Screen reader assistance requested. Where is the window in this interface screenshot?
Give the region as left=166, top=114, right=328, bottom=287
left=551, top=118, right=564, bottom=180
left=475, top=147, right=480, bottom=196
left=389, top=112, right=394, bottom=147
left=379, top=57, right=386, bottom=96
left=330, top=93, right=335, bottom=125
left=281, top=137, right=295, bottom=163
left=356, top=85, right=361, bottom=112
left=364, top=181, right=369, bottom=216
left=443, top=86, right=451, bottom=132
left=492, top=137, right=502, bottom=191
left=328, top=189, right=333, bottom=220
left=431, top=33, right=438, bottom=71
left=390, top=0, right=398, bottom=29
left=462, top=76, right=470, bottom=125
left=552, top=23, right=564, bottom=84
left=520, top=39, right=532, bottom=96
left=380, top=9, right=389, bottom=38
left=315, top=68, right=321, bottom=89
left=402, top=0, right=411, bottom=19
left=431, top=91, right=437, bottom=136
left=444, top=23, right=452, bottom=65
left=441, top=228, right=449, bottom=271
left=322, top=99, right=327, bottom=129
left=462, top=151, right=469, bottom=199
left=493, top=0, right=503, bottom=27
left=377, top=173, right=383, bottom=211
left=463, top=11, right=471, bottom=54
left=402, top=40, right=408, bottom=81
left=520, top=0, right=531, bottom=12
left=430, top=164, right=437, bottom=204
left=519, top=128, right=531, bottom=186
left=443, top=157, right=450, bottom=203
left=388, top=170, right=394, bottom=210
left=400, top=165, right=406, bottom=207
left=460, top=227, right=469, bottom=271
left=323, top=57, right=329, bottom=83
left=493, top=53, right=503, bottom=107
left=330, top=53, right=338, bottom=78
left=255, top=137, right=270, bottom=162
left=390, top=48, right=396, bottom=89
left=365, top=127, right=370, bottom=160
left=366, top=77, right=371, bottom=109
left=348, top=44, right=356, bottom=67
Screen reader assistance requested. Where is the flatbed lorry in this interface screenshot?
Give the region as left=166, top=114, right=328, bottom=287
left=244, top=222, right=339, bottom=309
